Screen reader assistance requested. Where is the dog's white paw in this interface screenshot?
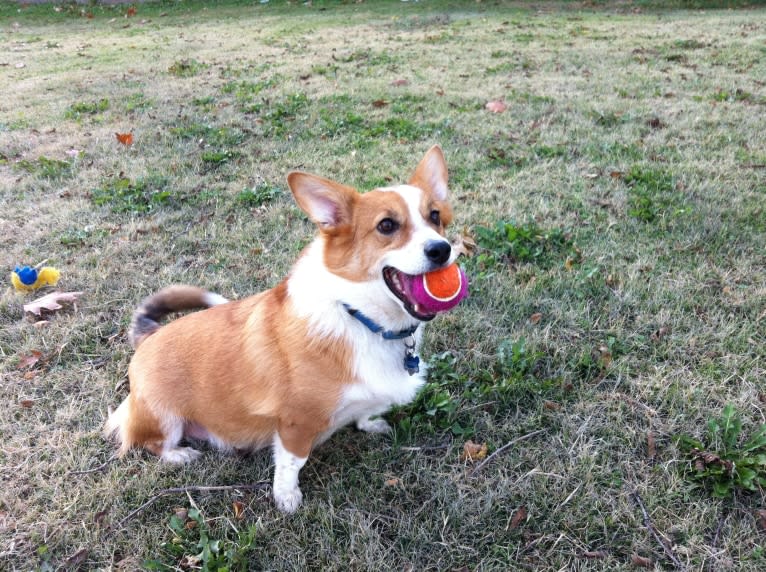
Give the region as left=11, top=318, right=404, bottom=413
left=356, top=417, right=392, bottom=434
left=274, top=486, right=303, bottom=514
left=161, top=446, right=201, bottom=464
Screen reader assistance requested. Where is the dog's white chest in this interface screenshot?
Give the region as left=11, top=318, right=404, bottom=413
left=330, top=338, right=426, bottom=431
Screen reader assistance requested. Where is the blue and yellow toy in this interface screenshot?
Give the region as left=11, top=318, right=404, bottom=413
left=11, top=265, right=60, bottom=292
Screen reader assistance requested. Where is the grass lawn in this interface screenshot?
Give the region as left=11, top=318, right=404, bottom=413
left=1, top=0, right=765, bottom=569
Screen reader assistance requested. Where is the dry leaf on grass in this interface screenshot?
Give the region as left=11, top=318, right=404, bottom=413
left=755, top=509, right=766, bottom=533
left=460, top=440, right=488, bottom=462
left=64, top=548, right=89, bottom=568
left=451, top=232, right=477, bottom=258
left=529, top=312, right=542, bottom=325
left=581, top=550, right=608, bottom=559
left=115, top=132, right=133, bottom=146
left=17, top=350, right=43, bottom=369
left=232, top=500, right=245, bottom=520
left=543, top=400, right=561, bottom=411
left=647, top=431, right=657, bottom=461
left=23, top=291, right=83, bottom=317
left=509, top=506, right=527, bottom=529
left=630, top=553, right=653, bottom=568
left=485, top=99, right=507, bottom=113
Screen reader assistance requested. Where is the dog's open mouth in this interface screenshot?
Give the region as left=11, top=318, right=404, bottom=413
left=383, top=266, right=436, bottom=322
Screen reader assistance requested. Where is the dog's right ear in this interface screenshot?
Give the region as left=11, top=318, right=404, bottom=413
left=287, top=172, right=357, bottom=229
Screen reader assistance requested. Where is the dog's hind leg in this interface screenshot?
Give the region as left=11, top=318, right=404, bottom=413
left=154, top=412, right=201, bottom=464
left=106, top=394, right=200, bottom=463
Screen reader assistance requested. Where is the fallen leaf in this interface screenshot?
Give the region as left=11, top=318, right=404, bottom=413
left=630, top=553, right=653, bottom=568
left=756, top=509, right=766, bottom=533
left=581, top=550, right=608, bottom=559
left=20, top=399, right=35, bottom=408
left=651, top=326, right=670, bottom=341
left=23, top=291, right=83, bottom=317
left=595, top=345, right=612, bottom=368
left=451, top=233, right=477, bottom=258
left=232, top=500, right=245, bottom=520
left=609, top=170, right=624, bottom=179
left=647, top=431, right=657, bottom=461
left=564, top=257, right=575, bottom=271
left=543, top=400, right=561, bottom=411
left=17, top=350, right=42, bottom=369
left=23, top=371, right=38, bottom=380
left=173, top=507, right=188, bottom=521
left=529, top=312, right=542, bottom=325
left=115, top=132, right=133, bottom=146
left=460, top=440, right=488, bottom=462
left=64, top=548, right=88, bottom=568
left=371, top=99, right=388, bottom=108
left=391, top=79, right=409, bottom=87
left=485, top=99, right=507, bottom=113
left=509, top=506, right=527, bottom=529
left=384, top=477, right=401, bottom=487
left=179, top=555, right=201, bottom=568
left=126, top=7, right=137, bottom=17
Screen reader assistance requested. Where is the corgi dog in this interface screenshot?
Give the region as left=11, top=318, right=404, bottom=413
left=105, top=145, right=456, bottom=513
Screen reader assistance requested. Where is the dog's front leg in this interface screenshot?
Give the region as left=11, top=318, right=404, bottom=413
left=271, top=430, right=310, bottom=513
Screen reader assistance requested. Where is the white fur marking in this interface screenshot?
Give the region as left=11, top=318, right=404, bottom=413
left=382, top=185, right=449, bottom=276
left=272, top=434, right=308, bottom=513
left=204, top=292, right=229, bottom=307
left=161, top=446, right=201, bottom=464
left=356, top=416, right=393, bottom=434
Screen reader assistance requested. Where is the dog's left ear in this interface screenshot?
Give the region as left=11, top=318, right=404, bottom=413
left=409, top=145, right=448, bottom=202
left=287, top=172, right=356, bottom=229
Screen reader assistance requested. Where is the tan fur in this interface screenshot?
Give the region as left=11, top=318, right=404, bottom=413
left=111, top=281, right=353, bottom=457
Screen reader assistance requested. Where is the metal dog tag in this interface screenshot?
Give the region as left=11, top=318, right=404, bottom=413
left=403, top=338, right=420, bottom=375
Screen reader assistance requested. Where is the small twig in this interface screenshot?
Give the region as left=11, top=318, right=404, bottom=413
left=69, top=454, right=117, bottom=476
left=114, top=482, right=270, bottom=532
left=631, top=490, right=685, bottom=570
left=470, top=429, right=547, bottom=475
left=400, top=440, right=452, bottom=452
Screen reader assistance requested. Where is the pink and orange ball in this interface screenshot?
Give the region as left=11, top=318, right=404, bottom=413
left=411, top=263, right=468, bottom=314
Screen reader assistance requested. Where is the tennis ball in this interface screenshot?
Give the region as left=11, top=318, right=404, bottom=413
left=410, top=263, right=468, bottom=314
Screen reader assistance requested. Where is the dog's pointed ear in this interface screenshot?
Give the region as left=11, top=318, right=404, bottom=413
left=287, top=172, right=356, bottom=229
left=409, top=145, right=448, bottom=201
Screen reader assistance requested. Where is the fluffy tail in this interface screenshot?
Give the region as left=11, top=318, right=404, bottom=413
left=129, top=285, right=228, bottom=349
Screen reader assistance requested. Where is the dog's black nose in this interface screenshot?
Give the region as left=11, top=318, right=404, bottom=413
left=424, top=240, right=451, bottom=265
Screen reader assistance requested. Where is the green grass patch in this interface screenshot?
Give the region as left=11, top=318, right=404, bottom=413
left=14, top=156, right=72, bottom=179
left=624, top=165, right=686, bottom=222
left=91, top=175, right=172, bottom=213
left=677, top=404, right=766, bottom=498
left=473, top=220, right=578, bottom=269
left=168, top=58, right=208, bottom=77
left=236, top=184, right=282, bottom=207
left=64, top=98, right=109, bottom=120
left=144, top=507, right=257, bottom=571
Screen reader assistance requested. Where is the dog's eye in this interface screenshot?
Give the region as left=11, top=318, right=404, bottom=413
left=377, top=218, right=399, bottom=235
left=429, top=210, right=441, bottom=226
